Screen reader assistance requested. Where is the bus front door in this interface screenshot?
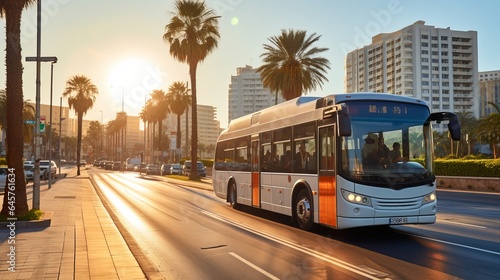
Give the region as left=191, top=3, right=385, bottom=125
left=318, top=125, right=337, bottom=228
left=251, top=137, right=260, bottom=207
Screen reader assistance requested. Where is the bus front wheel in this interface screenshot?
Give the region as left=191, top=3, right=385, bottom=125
left=228, top=181, right=238, bottom=209
left=295, top=189, right=314, bottom=230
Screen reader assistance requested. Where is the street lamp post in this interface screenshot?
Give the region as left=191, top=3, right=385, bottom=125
left=25, top=55, right=57, bottom=209
left=48, top=60, right=57, bottom=189
left=59, top=97, right=65, bottom=178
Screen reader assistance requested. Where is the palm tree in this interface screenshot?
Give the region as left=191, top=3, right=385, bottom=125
left=166, top=81, right=191, bottom=161
left=150, top=89, right=169, bottom=163
left=163, top=0, right=220, bottom=179
left=139, top=102, right=154, bottom=163
left=0, top=0, right=36, bottom=215
left=62, top=75, right=99, bottom=175
left=257, top=29, right=331, bottom=102
left=0, top=90, right=36, bottom=143
left=476, top=102, right=500, bottom=158
left=455, top=111, right=477, bottom=157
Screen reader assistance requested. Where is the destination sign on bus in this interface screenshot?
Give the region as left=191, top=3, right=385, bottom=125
left=347, top=101, right=428, bottom=120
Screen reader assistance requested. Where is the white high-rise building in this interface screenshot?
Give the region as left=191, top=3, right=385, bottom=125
left=479, top=70, right=500, bottom=118
left=228, top=65, right=284, bottom=124
left=345, top=20, right=479, bottom=118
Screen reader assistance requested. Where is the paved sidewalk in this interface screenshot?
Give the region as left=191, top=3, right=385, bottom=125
left=0, top=168, right=147, bottom=279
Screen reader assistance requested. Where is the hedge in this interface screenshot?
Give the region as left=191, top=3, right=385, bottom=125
left=434, top=159, right=500, bottom=177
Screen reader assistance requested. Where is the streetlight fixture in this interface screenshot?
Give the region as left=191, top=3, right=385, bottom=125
left=25, top=55, right=57, bottom=209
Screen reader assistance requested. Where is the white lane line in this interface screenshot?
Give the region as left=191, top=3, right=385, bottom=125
left=229, top=252, right=280, bottom=280
left=406, top=233, right=500, bottom=256
left=438, top=219, right=486, bottom=228
left=202, top=210, right=383, bottom=280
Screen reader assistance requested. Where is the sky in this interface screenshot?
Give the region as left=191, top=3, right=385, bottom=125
left=1, top=0, right=500, bottom=128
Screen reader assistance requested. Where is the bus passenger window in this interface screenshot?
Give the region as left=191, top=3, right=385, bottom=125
left=294, top=139, right=316, bottom=173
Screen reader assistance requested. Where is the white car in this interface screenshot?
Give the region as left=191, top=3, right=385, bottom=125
left=0, top=167, right=28, bottom=192
left=24, top=164, right=35, bottom=181
left=40, top=160, right=58, bottom=180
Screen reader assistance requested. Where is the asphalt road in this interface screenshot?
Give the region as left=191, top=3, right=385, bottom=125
left=90, top=168, right=500, bottom=280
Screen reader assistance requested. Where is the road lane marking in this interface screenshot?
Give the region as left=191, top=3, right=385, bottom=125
left=229, top=252, right=280, bottom=280
left=437, top=219, right=486, bottom=228
left=405, top=233, right=500, bottom=256
left=201, top=210, right=385, bottom=280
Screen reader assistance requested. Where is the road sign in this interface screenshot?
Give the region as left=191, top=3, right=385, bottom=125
left=24, top=120, right=35, bottom=124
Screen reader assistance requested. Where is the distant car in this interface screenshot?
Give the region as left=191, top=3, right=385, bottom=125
left=146, top=164, right=159, bottom=175
left=104, top=161, right=113, bottom=170
left=134, top=163, right=147, bottom=173
left=170, top=164, right=182, bottom=175
left=40, top=160, right=57, bottom=180
left=112, top=162, right=122, bottom=171
left=160, top=164, right=172, bottom=176
left=182, top=160, right=206, bottom=177
left=0, top=167, right=28, bottom=191
left=23, top=164, right=35, bottom=181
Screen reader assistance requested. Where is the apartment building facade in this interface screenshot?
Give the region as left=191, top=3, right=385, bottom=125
left=228, top=65, right=284, bottom=124
left=479, top=70, right=500, bottom=118
left=345, top=20, right=479, bottom=118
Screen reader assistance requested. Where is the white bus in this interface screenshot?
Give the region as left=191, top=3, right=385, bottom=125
left=213, top=93, right=460, bottom=230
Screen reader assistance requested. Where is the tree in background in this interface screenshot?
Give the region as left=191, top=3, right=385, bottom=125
left=62, top=75, right=99, bottom=175
left=257, top=29, right=330, bottom=102
left=166, top=81, right=191, bottom=161
left=164, top=0, right=220, bottom=179
left=150, top=89, right=169, bottom=163
left=476, top=102, right=500, bottom=158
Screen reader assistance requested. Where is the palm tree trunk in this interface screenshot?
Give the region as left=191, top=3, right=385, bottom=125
left=77, top=112, right=83, bottom=175
left=158, top=119, right=163, bottom=163
left=189, top=61, right=198, bottom=180
left=1, top=2, right=29, bottom=216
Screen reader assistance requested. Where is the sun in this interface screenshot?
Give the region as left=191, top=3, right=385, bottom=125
left=108, top=58, right=147, bottom=88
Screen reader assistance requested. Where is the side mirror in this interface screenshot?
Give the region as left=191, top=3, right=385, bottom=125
left=448, top=114, right=461, bottom=141
left=428, top=112, right=461, bottom=141
left=337, top=103, right=352, bottom=137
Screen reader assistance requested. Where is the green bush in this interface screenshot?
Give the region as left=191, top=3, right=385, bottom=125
left=434, top=159, right=500, bottom=177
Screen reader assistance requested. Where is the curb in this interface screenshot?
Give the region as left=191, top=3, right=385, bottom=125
left=0, top=211, right=52, bottom=229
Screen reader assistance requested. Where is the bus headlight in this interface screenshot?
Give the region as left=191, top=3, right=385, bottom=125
left=423, top=192, right=437, bottom=204
left=342, top=190, right=371, bottom=206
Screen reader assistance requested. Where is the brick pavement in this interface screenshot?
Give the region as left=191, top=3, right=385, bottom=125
left=0, top=168, right=147, bottom=280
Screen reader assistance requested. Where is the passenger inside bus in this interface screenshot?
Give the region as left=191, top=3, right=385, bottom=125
left=390, top=142, right=407, bottom=162
left=295, top=142, right=310, bottom=170
left=362, top=134, right=379, bottom=167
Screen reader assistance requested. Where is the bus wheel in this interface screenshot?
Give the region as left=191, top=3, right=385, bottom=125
left=228, top=181, right=238, bottom=209
left=295, top=189, right=313, bottom=230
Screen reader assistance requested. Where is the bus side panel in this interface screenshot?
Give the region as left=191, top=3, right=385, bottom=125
left=318, top=175, right=337, bottom=227
left=252, top=172, right=260, bottom=207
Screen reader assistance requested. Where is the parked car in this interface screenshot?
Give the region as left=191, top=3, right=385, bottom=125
left=170, top=164, right=182, bottom=175
left=145, top=164, right=160, bottom=175
left=182, top=160, right=206, bottom=177
left=112, top=162, right=123, bottom=171
left=160, top=164, right=172, bottom=176
left=0, top=167, right=28, bottom=191
left=40, top=160, right=57, bottom=180
left=23, top=164, right=35, bottom=181
left=104, top=161, right=114, bottom=170
left=134, top=163, right=147, bottom=173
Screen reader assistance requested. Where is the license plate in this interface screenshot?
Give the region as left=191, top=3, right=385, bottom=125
left=389, top=217, right=408, bottom=224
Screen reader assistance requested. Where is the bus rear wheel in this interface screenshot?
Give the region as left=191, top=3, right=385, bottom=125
left=295, top=189, right=314, bottom=230
left=228, top=181, right=238, bottom=209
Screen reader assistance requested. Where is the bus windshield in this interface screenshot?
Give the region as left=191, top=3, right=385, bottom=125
left=340, top=100, right=435, bottom=189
